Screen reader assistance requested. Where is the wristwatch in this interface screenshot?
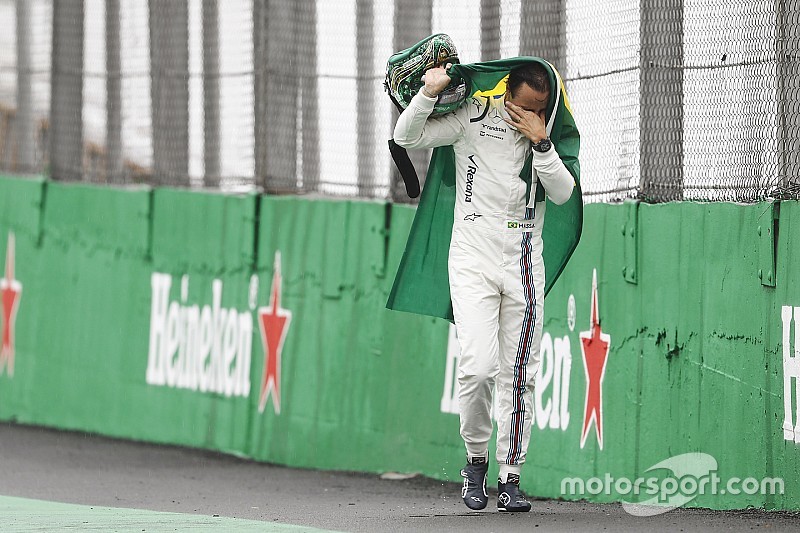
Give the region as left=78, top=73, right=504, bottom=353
left=531, top=138, right=552, bottom=153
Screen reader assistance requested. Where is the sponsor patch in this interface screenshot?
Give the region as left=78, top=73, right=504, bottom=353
left=507, top=221, right=535, bottom=232
left=465, top=155, right=478, bottom=202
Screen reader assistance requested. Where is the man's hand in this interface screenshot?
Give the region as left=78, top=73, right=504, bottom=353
left=420, top=63, right=453, bottom=98
left=504, top=102, right=547, bottom=144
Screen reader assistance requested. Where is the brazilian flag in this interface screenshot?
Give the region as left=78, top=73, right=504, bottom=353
left=386, top=57, right=582, bottom=322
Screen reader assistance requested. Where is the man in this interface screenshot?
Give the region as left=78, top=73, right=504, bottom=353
left=393, top=61, right=577, bottom=512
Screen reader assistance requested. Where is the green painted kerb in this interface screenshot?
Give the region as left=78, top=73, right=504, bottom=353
left=0, top=495, right=340, bottom=532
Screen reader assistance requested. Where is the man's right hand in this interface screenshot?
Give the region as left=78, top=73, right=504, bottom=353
left=420, top=63, right=452, bottom=97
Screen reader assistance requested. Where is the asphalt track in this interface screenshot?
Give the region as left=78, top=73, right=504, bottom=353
left=0, top=423, right=798, bottom=532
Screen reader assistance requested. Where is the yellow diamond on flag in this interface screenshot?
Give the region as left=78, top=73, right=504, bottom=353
left=473, top=75, right=508, bottom=98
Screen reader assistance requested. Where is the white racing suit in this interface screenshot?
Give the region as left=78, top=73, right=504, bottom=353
left=394, top=89, right=575, bottom=479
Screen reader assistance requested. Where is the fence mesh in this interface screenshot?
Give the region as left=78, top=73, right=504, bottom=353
left=0, top=0, right=798, bottom=203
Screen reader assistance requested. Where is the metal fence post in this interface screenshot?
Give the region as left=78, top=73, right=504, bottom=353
left=390, top=0, right=432, bottom=203
left=106, top=0, right=123, bottom=184
left=50, top=0, right=84, bottom=182
left=202, top=0, right=220, bottom=187
left=356, top=0, right=374, bottom=197
left=15, top=0, right=34, bottom=173
left=481, top=0, right=501, bottom=61
left=777, top=0, right=800, bottom=193
left=639, top=0, right=684, bottom=202
left=149, top=1, right=189, bottom=186
left=519, top=0, right=566, bottom=68
left=253, top=0, right=266, bottom=190
left=298, top=0, right=319, bottom=193
left=260, top=0, right=297, bottom=193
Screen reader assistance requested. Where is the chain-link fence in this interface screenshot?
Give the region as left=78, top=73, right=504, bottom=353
left=0, top=0, right=798, bottom=203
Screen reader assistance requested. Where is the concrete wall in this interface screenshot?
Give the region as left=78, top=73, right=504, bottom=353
left=0, top=174, right=797, bottom=510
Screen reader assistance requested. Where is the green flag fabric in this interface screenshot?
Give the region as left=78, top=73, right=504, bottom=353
left=386, top=57, right=582, bottom=322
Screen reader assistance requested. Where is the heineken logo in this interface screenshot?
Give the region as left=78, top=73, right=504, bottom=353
left=145, top=252, right=292, bottom=414
left=146, top=274, right=254, bottom=398
left=579, top=269, right=611, bottom=450
left=1, top=232, right=22, bottom=377
left=257, top=252, right=292, bottom=414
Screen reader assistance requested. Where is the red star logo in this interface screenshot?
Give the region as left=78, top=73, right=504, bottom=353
left=258, top=251, right=291, bottom=414
left=579, top=269, right=611, bottom=450
left=1, top=232, right=22, bottom=377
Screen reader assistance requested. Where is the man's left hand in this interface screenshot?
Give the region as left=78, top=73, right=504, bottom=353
left=504, top=102, right=547, bottom=144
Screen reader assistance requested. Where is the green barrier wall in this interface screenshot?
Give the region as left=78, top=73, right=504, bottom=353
left=532, top=201, right=790, bottom=510
left=0, top=174, right=797, bottom=511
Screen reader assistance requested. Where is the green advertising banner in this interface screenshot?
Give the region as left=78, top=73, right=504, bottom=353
left=0, top=174, right=798, bottom=512
left=522, top=201, right=785, bottom=511
left=245, top=197, right=457, bottom=473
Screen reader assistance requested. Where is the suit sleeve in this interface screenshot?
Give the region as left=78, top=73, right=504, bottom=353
left=393, top=90, right=466, bottom=150
left=533, top=147, right=575, bottom=206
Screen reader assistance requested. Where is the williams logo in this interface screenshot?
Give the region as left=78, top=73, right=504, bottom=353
left=1, top=232, right=22, bottom=377
left=258, top=252, right=292, bottom=414
left=579, top=269, right=611, bottom=450
left=465, top=155, right=478, bottom=202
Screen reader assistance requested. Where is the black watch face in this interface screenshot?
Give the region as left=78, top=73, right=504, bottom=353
left=534, top=139, right=551, bottom=152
